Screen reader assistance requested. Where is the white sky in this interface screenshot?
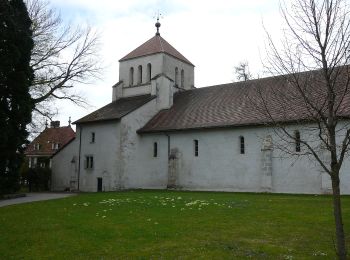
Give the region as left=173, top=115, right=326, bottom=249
left=48, top=0, right=284, bottom=130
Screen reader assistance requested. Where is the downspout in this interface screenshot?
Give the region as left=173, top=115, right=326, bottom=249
left=77, top=125, right=83, bottom=191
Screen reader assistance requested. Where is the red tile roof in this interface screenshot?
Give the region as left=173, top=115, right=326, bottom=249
left=25, top=126, right=75, bottom=156
left=139, top=68, right=350, bottom=133
left=119, top=35, right=194, bottom=66
left=74, top=94, right=156, bottom=124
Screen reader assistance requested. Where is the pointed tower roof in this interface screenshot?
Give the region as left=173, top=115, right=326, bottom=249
left=119, top=35, right=194, bottom=66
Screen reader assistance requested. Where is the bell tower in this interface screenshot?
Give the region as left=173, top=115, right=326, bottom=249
left=112, top=20, right=195, bottom=109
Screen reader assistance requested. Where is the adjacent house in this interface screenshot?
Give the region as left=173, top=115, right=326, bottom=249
left=25, top=121, right=75, bottom=169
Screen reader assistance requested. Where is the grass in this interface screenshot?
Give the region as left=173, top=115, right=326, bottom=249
left=0, top=190, right=349, bottom=259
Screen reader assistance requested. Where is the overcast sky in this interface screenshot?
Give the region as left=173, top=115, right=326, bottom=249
left=48, top=0, right=283, bottom=130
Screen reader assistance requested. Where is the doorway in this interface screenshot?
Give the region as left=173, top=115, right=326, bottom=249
left=97, top=177, right=103, bottom=192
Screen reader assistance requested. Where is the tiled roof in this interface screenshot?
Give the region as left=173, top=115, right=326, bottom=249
left=139, top=68, right=350, bottom=133
left=119, top=35, right=194, bottom=66
left=74, top=94, right=156, bottom=124
left=25, top=126, right=75, bottom=156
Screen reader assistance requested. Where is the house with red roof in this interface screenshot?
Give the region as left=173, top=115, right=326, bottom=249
left=51, top=21, right=350, bottom=194
left=25, top=121, right=75, bottom=169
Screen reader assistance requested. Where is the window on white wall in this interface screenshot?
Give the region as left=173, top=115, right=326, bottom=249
left=138, top=65, right=142, bottom=84
left=240, top=136, right=245, bottom=154
left=91, top=132, right=95, bottom=143
left=147, top=63, right=152, bottom=82
left=153, top=142, right=158, bottom=157
left=129, top=67, right=134, bottom=86
left=194, top=139, right=199, bottom=157
left=85, top=155, right=94, bottom=169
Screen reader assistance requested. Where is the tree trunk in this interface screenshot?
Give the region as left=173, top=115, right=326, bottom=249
left=331, top=173, right=347, bottom=259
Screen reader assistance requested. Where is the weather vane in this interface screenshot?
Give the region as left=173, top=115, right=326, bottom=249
left=154, top=11, right=162, bottom=36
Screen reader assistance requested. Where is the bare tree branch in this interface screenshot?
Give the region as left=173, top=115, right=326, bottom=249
left=25, top=0, right=102, bottom=128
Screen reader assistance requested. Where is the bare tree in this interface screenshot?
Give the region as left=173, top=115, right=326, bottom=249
left=25, top=0, right=101, bottom=130
left=234, top=61, right=253, bottom=81
left=257, top=0, right=350, bottom=258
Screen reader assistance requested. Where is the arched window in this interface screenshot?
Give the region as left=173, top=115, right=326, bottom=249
left=295, top=130, right=301, bottom=152
left=138, top=65, right=142, bottom=84
left=175, top=67, right=179, bottom=86
left=147, top=63, right=152, bottom=82
left=240, top=136, right=245, bottom=154
left=181, top=69, right=184, bottom=88
left=129, top=67, right=134, bottom=86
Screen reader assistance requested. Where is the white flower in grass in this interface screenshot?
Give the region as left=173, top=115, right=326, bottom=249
left=102, top=216, right=106, bottom=218
left=147, top=218, right=151, bottom=221
left=172, top=205, right=176, bottom=208
left=73, top=203, right=77, bottom=206
left=154, top=222, right=158, bottom=225
left=180, top=208, right=185, bottom=211
left=83, top=203, right=89, bottom=206
left=177, top=197, right=182, bottom=200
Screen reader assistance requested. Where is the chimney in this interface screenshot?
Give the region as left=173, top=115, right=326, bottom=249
left=50, top=121, right=60, bottom=128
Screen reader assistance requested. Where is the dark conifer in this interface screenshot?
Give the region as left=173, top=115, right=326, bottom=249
left=0, top=0, right=34, bottom=194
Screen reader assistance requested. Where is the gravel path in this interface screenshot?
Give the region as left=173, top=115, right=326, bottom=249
left=0, top=192, right=76, bottom=207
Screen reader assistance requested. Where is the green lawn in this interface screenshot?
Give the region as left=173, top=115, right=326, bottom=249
left=0, top=190, right=349, bottom=259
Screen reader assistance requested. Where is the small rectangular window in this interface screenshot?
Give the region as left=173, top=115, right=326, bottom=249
left=194, top=140, right=199, bottom=157
left=85, top=155, right=94, bottom=169
left=240, top=136, right=245, bottom=154
left=52, top=143, right=60, bottom=150
left=91, top=132, right=95, bottom=143
left=153, top=142, right=158, bottom=157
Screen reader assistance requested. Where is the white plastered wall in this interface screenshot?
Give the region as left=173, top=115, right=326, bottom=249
left=77, top=122, right=120, bottom=192
left=137, top=123, right=350, bottom=194
left=51, top=138, right=78, bottom=191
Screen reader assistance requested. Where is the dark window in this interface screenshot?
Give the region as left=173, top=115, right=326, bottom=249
left=153, top=142, right=158, bottom=157
left=240, top=136, right=245, bottom=154
left=85, top=156, right=94, bottom=169
left=34, top=143, right=40, bottom=150
left=295, top=130, right=301, bottom=152
left=194, top=140, right=199, bottom=157
left=129, top=67, right=134, bottom=86
left=147, top=63, right=152, bottom=82
left=138, top=65, right=142, bottom=84
left=175, top=67, right=179, bottom=85
left=91, top=132, right=95, bottom=143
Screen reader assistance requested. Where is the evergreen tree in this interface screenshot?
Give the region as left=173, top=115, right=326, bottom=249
left=0, top=0, right=34, bottom=194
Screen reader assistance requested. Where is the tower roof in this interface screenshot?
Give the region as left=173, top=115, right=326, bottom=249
left=119, top=35, right=194, bottom=66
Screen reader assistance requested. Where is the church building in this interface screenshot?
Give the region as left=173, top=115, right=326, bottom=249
left=51, top=21, right=350, bottom=194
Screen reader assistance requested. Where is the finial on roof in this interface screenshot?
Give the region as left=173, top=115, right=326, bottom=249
left=45, top=119, right=48, bottom=129
left=155, top=11, right=161, bottom=36
left=68, top=116, right=71, bottom=126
